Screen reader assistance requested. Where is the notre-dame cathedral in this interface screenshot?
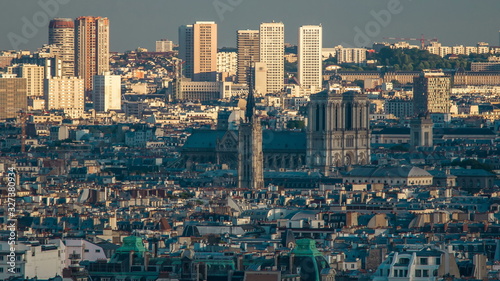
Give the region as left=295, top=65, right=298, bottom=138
left=180, top=90, right=370, bottom=176
left=306, top=90, right=371, bottom=175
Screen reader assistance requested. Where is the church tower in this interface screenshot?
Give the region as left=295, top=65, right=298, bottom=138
left=410, top=114, right=433, bottom=148
left=238, top=84, right=264, bottom=189
left=307, top=90, right=370, bottom=175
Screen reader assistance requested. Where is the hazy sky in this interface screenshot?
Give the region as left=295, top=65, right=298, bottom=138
left=1, top=0, right=499, bottom=52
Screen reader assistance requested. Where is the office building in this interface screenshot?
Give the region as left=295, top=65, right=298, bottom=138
left=45, top=77, right=84, bottom=118
left=8, top=64, right=45, bottom=97
left=179, top=21, right=217, bottom=81
left=0, top=76, right=27, bottom=120
left=155, top=39, right=173, bottom=52
left=178, top=25, right=193, bottom=78
left=13, top=53, right=62, bottom=79
left=169, top=78, right=233, bottom=101
left=337, top=47, right=367, bottom=64
left=217, top=52, right=238, bottom=75
left=260, top=22, right=284, bottom=93
left=413, top=71, right=451, bottom=115
left=236, top=30, right=260, bottom=84
left=298, top=25, right=323, bottom=93
left=385, top=98, right=414, bottom=118
left=75, top=16, right=110, bottom=95
left=49, top=18, right=75, bottom=77
left=93, top=72, right=121, bottom=112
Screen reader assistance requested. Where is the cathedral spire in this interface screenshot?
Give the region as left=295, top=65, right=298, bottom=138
left=245, top=62, right=256, bottom=123
left=245, top=87, right=256, bottom=123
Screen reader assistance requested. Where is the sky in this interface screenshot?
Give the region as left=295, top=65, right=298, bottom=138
left=1, top=0, right=499, bottom=52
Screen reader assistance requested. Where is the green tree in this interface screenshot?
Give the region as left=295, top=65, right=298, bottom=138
left=353, top=79, right=365, bottom=88
left=287, top=120, right=306, bottom=129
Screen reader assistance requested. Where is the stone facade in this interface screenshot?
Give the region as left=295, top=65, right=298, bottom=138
left=307, top=90, right=371, bottom=175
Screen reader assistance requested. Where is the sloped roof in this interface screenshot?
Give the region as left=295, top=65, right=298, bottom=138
left=345, top=166, right=431, bottom=178
left=436, top=128, right=495, bottom=135
left=450, top=169, right=495, bottom=177
left=183, top=129, right=307, bottom=151
left=264, top=131, right=306, bottom=150
left=182, top=130, right=226, bottom=149
left=372, top=128, right=410, bottom=135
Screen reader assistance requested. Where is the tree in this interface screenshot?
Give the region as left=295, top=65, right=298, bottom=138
left=287, top=120, right=305, bottom=130
left=450, top=159, right=493, bottom=172
left=353, top=79, right=365, bottom=88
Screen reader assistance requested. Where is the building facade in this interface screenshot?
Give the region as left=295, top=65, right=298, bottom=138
left=44, top=77, right=84, bottom=118
left=237, top=30, right=260, bottom=84
left=169, top=78, right=233, bottom=101
left=49, top=18, right=75, bottom=77
left=179, top=22, right=217, bottom=82
left=298, top=25, right=323, bottom=93
left=260, top=22, right=285, bottom=93
left=93, top=72, right=121, bottom=112
left=413, top=71, right=451, bottom=115
left=337, top=48, right=367, bottom=64
left=156, top=39, right=173, bottom=52
left=8, top=64, right=44, bottom=98
left=75, top=16, right=110, bottom=95
left=0, top=76, right=27, bottom=120
left=307, top=90, right=371, bottom=175
left=410, top=115, right=434, bottom=148
left=217, top=52, right=238, bottom=75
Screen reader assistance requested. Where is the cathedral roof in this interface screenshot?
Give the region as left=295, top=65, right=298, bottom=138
left=183, top=129, right=307, bottom=151
left=182, top=130, right=227, bottom=149
left=263, top=131, right=306, bottom=150
left=344, top=166, right=432, bottom=178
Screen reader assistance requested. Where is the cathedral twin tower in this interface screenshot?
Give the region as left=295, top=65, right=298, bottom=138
left=238, top=90, right=371, bottom=189
left=306, top=90, right=371, bottom=176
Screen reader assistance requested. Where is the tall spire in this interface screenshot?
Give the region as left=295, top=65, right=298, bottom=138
left=245, top=86, right=256, bottom=122
left=245, top=61, right=256, bottom=122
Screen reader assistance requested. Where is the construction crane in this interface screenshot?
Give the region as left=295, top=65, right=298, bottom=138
left=383, top=34, right=439, bottom=49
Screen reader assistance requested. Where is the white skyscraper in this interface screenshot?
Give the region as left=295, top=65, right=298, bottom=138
left=44, top=77, right=85, bottom=118
left=93, top=72, right=121, bottom=112
left=259, top=22, right=284, bottom=93
left=298, top=25, right=323, bottom=93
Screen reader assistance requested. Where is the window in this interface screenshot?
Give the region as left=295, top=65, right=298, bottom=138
left=84, top=249, right=89, bottom=253
left=420, top=258, right=428, bottom=265
left=415, top=270, right=422, bottom=277
left=95, top=249, right=101, bottom=253
left=423, top=270, right=429, bottom=277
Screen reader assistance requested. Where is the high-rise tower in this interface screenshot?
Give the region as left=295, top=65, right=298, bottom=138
left=49, top=18, right=75, bottom=77
left=413, top=71, right=451, bottom=115
left=238, top=74, right=264, bottom=189
left=259, top=22, right=284, bottom=93
left=75, top=16, right=110, bottom=95
left=237, top=30, right=260, bottom=84
left=179, top=21, right=217, bottom=81
left=307, top=90, right=371, bottom=175
left=298, top=25, right=323, bottom=93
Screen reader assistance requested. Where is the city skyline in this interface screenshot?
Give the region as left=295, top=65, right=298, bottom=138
left=2, top=0, right=500, bottom=52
